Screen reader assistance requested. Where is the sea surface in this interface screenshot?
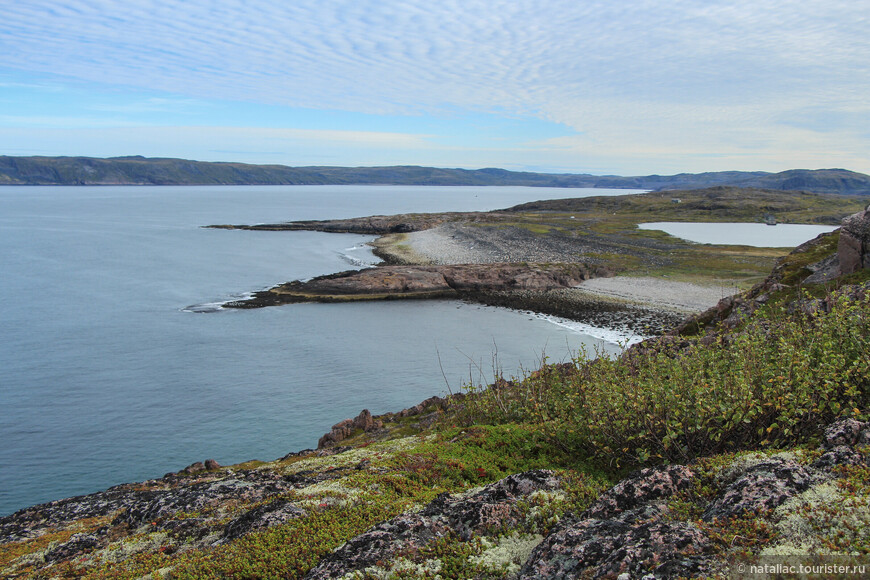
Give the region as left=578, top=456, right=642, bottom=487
left=638, top=222, right=839, bottom=247
left=0, top=184, right=642, bottom=516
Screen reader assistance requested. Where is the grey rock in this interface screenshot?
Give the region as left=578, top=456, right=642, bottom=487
left=519, top=511, right=711, bottom=580
left=702, top=458, right=817, bottom=521
left=811, top=445, right=866, bottom=471
left=822, top=418, right=868, bottom=448
left=838, top=209, right=870, bottom=275
left=582, top=465, right=695, bottom=520
left=220, top=499, right=306, bottom=542
left=305, top=470, right=561, bottom=579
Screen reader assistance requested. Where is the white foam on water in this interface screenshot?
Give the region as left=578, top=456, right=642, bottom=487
left=537, top=313, right=648, bottom=348
left=182, top=292, right=256, bottom=313
left=336, top=242, right=381, bottom=268
left=336, top=251, right=372, bottom=267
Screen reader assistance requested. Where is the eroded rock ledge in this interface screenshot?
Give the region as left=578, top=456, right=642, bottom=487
left=224, top=262, right=612, bottom=308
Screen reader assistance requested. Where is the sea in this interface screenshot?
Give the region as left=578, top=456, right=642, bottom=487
left=0, top=184, right=644, bottom=516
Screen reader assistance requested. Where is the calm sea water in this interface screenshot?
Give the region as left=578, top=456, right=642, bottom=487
left=0, top=185, right=642, bottom=516
left=638, top=222, right=839, bottom=247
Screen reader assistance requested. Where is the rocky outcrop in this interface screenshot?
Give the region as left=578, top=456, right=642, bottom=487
left=219, top=498, right=306, bottom=543
left=317, top=395, right=456, bottom=449
left=2, top=413, right=867, bottom=577
left=305, top=470, right=561, bottom=579
left=518, top=417, right=869, bottom=578
left=317, top=408, right=385, bottom=448
left=838, top=205, right=870, bottom=275
left=519, top=466, right=711, bottom=579
left=227, top=262, right=611, bottom=309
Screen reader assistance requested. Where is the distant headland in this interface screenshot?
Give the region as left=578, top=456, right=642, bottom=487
left=1, top=155, right=870, bottom=194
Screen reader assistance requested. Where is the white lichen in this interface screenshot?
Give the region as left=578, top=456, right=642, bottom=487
left=339, top=556, right=443, bottom=579
left=715, top=449, right=804, bottom=486
left=761, top=480, right=870, bottom=556
left=468, top=532, right=544, bottom=577
left=277, top=435, right=434, bottom=477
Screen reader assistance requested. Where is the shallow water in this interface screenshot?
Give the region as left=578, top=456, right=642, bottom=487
left=0, top=185, right=641, bottom=515
left=638, top=221, right=838, bottom=247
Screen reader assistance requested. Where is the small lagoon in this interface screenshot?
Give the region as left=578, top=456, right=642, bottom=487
left=638, top=222, right=838, bottom=247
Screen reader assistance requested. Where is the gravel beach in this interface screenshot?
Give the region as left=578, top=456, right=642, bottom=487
left=406, top=224, right=738, bottom=315
left=575, top=276, right=739, bottom=313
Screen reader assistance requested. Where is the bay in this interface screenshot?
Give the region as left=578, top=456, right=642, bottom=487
left=0, top=185, right=641, bottom=515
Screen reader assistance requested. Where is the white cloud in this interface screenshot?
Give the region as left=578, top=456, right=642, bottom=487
left=1, top=0, right=868, bottom=172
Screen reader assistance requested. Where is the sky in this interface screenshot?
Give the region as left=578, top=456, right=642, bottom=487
left=0, top=0, right=868, bottom=175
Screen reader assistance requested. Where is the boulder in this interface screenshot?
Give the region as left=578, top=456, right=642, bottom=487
left=582, top=465, right=695, bottom=520
left=180, top=462, right=205, bottom=475
left=519, top=506, right=711, bottom=580
left=519, top=466, right=709, bottom=579
left=702, top=457, right=817, bottom=521
left=821, top=417, right=867, bottom=448
left=838, top=207, right=870, bottom=275
left=352, top=409, right=374, bottom=431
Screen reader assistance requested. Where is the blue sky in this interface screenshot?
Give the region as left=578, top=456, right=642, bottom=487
left=1, top=0, right=868, bottom=175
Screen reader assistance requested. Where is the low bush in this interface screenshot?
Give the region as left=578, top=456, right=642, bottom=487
left=463, top=288, right=870, bottom=470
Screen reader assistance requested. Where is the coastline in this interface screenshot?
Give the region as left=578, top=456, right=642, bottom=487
left=371, top=224, right=739, bottom=337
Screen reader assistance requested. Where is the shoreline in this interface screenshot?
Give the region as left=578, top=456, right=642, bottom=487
left=371, top=225, right=739, bottom=336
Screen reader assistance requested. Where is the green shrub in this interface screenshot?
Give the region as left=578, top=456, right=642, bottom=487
left=463, top=288, right=870, bottom=470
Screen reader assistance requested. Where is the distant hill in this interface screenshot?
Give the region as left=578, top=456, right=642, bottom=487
left=1, top=155, right=869, bottom=195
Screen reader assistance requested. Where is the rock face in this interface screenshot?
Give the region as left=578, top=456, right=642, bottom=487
left=838, top=205, right=870, bottom=275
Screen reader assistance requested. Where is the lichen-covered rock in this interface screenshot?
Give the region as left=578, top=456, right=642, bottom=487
left=821, top=417, right=868, bottom=448
left=219, top=499, right=306, bottom=543
left=702, top=458, right=817, bottom=521
left=112, top=475, right=296, bottom=530
left=811, top=445, right=867, bottom=471
left=0, top=468, right=299, bottom=547
left=304, top=470, right=561, bottom=579
left=44, top=532, right=102, bottom=564
left=808, top=417, right=870, bottom=471
left=582, top=465, right=695, bottom=520
left=519, top=502, right=711, bottom=579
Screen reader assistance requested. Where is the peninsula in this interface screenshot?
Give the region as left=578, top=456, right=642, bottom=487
left=212, top=186, right=868, bottom=336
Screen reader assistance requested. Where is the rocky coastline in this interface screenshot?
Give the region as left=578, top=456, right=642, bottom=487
left=3, top=200, right=869, bottom=578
